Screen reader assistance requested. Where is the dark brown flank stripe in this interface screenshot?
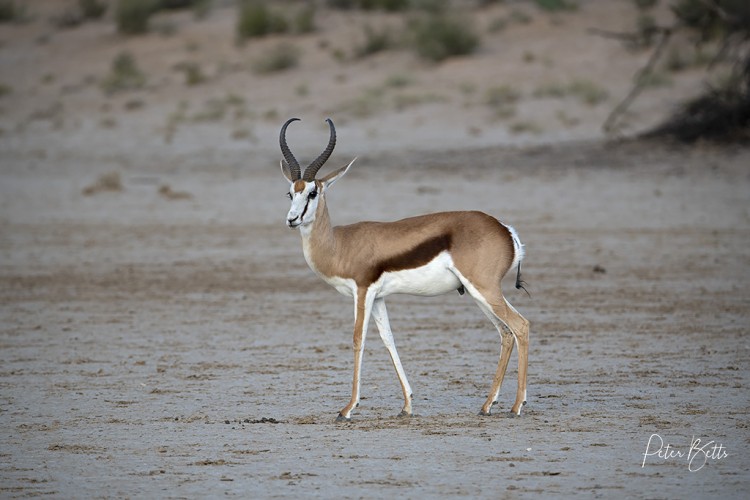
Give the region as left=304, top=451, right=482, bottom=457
left=361, top=234, right=453, bottom=286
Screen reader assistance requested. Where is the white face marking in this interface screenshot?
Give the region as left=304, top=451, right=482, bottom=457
left=286, top=181, right=320, bottom=229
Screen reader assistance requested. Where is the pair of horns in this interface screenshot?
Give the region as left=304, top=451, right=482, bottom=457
left=280, top=118, right=336, bottom=181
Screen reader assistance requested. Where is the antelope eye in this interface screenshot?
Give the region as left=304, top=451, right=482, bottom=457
left=286, top=192, right=292, bottom=200
left=308, top=190, right=317, bottom=200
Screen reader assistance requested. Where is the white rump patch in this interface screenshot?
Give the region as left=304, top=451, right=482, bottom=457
left=504, top=223, right=524, bottom=272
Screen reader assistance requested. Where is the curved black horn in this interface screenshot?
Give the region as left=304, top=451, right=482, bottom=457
left=279, top=117, right=301, bottom=180
left=303, top=118, right=336, bottom=181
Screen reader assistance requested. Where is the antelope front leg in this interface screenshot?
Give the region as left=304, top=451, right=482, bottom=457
left=372, top=298, right=413, bottom=417
left=337, top=288, right=373, bottom=422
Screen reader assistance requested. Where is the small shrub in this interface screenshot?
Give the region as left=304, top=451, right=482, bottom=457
left=635, top=13, right=659, bottom=47
left=633, top=0, right=658, bottom=9
left=293, top=4, right=316, bottom=34
left=158, top=0, right=211, bottom=18
left=533, top=80, right=608, bottom=105
left=670, top=0, right=723, bottom=38
left=101, top=52, right=146, bottom=94
left=354, top=24, right=394, bottom=58
left=159, top=0, right=201, bottom=9
left=191, top=0, right=211, bottom=19
left=237, top=1, right=288, bottom=41
left=0, top=0, right=27, bottom=23
left=263, top=108, right=279, bottom=121
left=510, top=121, right=543, bottom=134
left=568, top=80, right=608, bottom=106
left=393, top=92, right=445, bottom=111
left=79, top=0, right=107, bottom=19
left=555, top=110, right=580, bottom=127
left=116, top=0, right=157, bottom=35
left=485, top=85, right=519, bottom=120
left=410, top=14, right=480, bottom=62
left=154, top=19, right=178, bottom=36
left=340, top=87, right=385, bottom=118
left=327, top=0, right=356, bottom=8
left=487, top=17, right=508, bottom=34
left=191, top=98, right=227, bottom=122
left=637, top=71, right=672, bottom=88
left=485, top=85, right=521, bottom=106
left=331, top=47, right=347, bottom=62
left=665, top=47, right=688, bottom=72
left=534, top=0, right=577, bottom=12
left=0, top=1, right=16, bottom=22
left=252, top=43, right=300, bottom=74
left=410, top=0, right=448, bottom=13
left=367, top=0, right=409, bottom=11
left=384, top=73, right=413, bottom=88
left=533, top=82, right=567, bottom=98
left=174, top=61, right=206, bottom=85
left=0, top=83, right=12, bottom=98
left=509, top=9, right=533, bottom=24
left=54, top=9, right=85, bottom=29
left=329, top=0, right=408, bottom=10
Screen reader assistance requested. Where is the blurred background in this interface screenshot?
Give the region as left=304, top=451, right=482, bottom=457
left=1, top=0, right=746, bottom=162
left=1, top=2, right=749, bottom=497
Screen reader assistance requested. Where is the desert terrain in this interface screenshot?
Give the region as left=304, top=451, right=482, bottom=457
left=1, top=1, right=749, bottom=498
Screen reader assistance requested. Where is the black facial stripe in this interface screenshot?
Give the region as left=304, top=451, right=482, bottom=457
left=299, top=197, right=310, bottom=221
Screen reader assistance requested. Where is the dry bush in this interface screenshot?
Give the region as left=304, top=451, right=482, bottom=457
left=116, top=0, right=157, bottom=35
left=101, top=52, right=146, bottom=94
left=252, top=43, right=300, bottom=74
left=408, top=12, right=480, bottom=62
left=236, top=1, right=288, bottom=41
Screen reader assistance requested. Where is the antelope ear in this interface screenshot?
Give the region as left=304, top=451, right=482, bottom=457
left=280, top=159, right=294, bottom=183
left=321, top=157, right=357, bottom=189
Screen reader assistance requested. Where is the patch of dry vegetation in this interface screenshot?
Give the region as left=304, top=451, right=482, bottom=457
left=82, top=172, right=123, bottom=196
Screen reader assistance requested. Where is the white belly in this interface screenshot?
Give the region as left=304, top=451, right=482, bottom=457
left=376, top=251, right=460, bottom=298
left=321, top=275, right=356, bottom=297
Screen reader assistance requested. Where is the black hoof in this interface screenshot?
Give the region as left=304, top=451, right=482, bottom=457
left=506, top=411, right=520, bottom=418
left=397, top=410, right=412, bottom=418
left=478, top=410, right=491, bottom=417
left=335, top=413, right=351, bottom=423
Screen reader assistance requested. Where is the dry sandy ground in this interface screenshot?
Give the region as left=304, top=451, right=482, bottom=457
left=1, top=139, right=749, bottom=498
left=1, top=1, right=749, bottom=498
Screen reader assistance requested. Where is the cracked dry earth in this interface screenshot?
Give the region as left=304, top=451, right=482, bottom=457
left=1, top=140, right=749, bottom=497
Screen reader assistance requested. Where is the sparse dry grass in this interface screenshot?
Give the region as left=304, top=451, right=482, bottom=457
left=82, top=172, right=123, bottom=196
left=533, top=79, right=608, bottom=106
left=158, top=184, right=192, bottom=200
left=101, top=52, right=146, bottom=94
left=252, top=43, right=300, bottom=74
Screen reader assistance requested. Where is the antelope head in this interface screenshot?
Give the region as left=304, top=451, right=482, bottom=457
left=279, top=118, right=355, bottom=229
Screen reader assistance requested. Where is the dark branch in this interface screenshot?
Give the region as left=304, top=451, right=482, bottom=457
left=603, top=25, right=677, bottom=135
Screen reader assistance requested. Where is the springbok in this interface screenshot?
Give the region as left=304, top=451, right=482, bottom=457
left=279, top=118, right=530, bottom=421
